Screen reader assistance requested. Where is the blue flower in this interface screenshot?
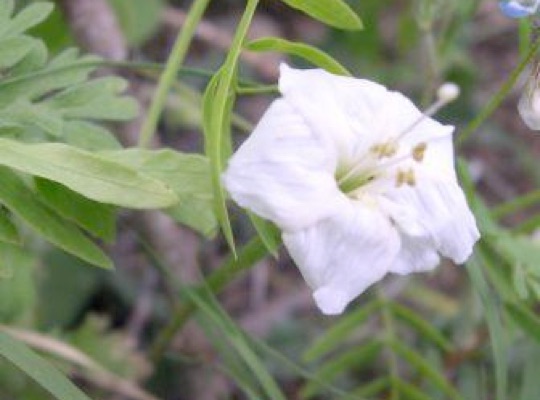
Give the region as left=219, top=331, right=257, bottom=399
left=499, top=0, right=540, bottom=18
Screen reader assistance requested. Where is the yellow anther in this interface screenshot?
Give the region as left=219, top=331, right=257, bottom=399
left=396, top=168, right=416, bottom=187
left=412, top=142, right=427, bottom=162
left=371, top=141, right=398, bottom=159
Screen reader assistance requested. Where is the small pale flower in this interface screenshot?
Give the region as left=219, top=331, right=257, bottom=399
left=223, top=65, right=480, bottom=315
left=499, top=0, right=540, bottom=18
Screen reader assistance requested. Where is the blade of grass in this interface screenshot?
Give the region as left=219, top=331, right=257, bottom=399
left=139, top=0, right=211, bottom=147
left=467, top=253, right=508, bottom=400
left=184, top=285, right=287, bottom=400
left=0, top=330, right=91, bottom=400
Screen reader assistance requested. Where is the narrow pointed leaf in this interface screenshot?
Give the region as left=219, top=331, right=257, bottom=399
left=304, top=300, right=382, bottom=362
left=246, top=37, right=351, bottom=76
left=301, top=341, right=382, bottom=399
left=505, top=301, right=540, bottom=344
left=0, top=331, right=92, bottom=400
left=388, top=340, right=463, bottom=400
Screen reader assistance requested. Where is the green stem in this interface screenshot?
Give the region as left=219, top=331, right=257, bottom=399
left=236, top=84, right=279, bottom=95
left=457, top=39, right=540, bottom=146
left=138, top=0, right=211, bottom=148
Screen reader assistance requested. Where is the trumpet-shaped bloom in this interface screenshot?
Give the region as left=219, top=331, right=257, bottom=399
left=223, top=65, right=480, bottom=315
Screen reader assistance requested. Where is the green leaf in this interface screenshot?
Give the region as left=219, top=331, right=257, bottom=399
left=63, top=121, right=122, bottom=151
left=303, top=299, right=382, bottom=362
left=0, top=139, right=178, bottom=209
left=0, top=209, right=20, bottom=245
left=0, top=52, right=98, bottom=108
left=1, top=2, right=53, bottom=38
left=352, top=377, right=389, bottom=397
left=0, top=36, right=35, bottom=68
left=44, top=77, right=138, bottom=121
left=0, top=0, right=15, bottom=24
left=35, top=178, right=116, bottom=242
left=467, top=254, right=508, bottom=400
left=184, top=285, right=287, bottom=400
left=505, top=301, right=540, bottom=344
left=388, top=340, right=463, bottom=400
left=280, top=0, right=363, bottom=30
left=0, top=243, right=35, bottom=321
left=0, top=330, right=92, bottom=400
left=394, top=377, right=434, bottom=400
left=246, top=37, right=351, bottom=76
left=389, top=302, right=452, bottom=352
left=204, top=0, right=260, bottom=254
left=301, top=340, right=382, bottom=399
left=249, top=213, right=281, bottom=257
left=0, top=100, right=63, bottom=137
left=99, top=148, right=217, bottom=236
left=203, top=68, right=236, bottom=251
left=0, top=167, right=112, bottom=268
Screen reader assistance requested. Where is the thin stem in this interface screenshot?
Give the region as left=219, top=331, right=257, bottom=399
left=139, top=0, right=211, bottom=148
left=457, top=38, right=540, bottom=146
left=236, top=84, right=279, bottom=95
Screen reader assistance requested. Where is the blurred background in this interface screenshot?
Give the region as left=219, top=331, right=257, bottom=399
left=2, top=0, right=540, bottom=399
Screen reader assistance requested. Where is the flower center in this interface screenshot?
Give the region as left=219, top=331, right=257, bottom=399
left=335, top=141, right=427, bottom=197
left=335, top=82, right=459, bottom=199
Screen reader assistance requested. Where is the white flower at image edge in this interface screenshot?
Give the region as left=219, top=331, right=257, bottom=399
left=223, top=64, right=480, bottom=315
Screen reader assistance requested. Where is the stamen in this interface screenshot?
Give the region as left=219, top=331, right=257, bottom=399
left=396, top=168, right=416, bottom=187
left=412, top=142, right=427, bottom=162
left=371, top=141, right=398, bottom=158
left=396, top=82, right=460, bottom=141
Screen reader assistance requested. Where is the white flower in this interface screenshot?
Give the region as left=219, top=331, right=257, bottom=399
left=223, top=64, right=480, bottom=315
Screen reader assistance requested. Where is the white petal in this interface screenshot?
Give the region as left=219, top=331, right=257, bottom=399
left=383, top=171, right=479, bottom=264
left=223, top=99, right=346, bottom=231
left=282, top=202, right=400, bottom=315
left=389, top=234, right=440, bottom=275
left=278, top=64, right=394, bottom=160
left=278, top=64, right=454, bottom=166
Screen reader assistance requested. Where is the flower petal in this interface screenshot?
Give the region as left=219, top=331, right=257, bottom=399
left=278, top=64, right=393, bottom=160
left=223, top=99, right=346, bottom=231
left=282, top=202, right=400, bottom=314
left=383, top=171, right=479, bottom=264
left=389, top=234, right=440, bottom=275
left=278, top=64, right=454, bottom=166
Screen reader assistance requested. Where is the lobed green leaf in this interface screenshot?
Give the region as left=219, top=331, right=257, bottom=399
left=99, top=148, right=217, bottom=236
